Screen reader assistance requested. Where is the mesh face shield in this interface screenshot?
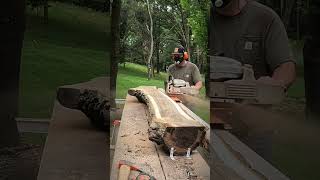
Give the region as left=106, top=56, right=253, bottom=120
left=172, top=53, right=184, bottom=63
left=213, top=0, right=233, bottom=8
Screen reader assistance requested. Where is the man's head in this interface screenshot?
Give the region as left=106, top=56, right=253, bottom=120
left=172, top=47, right=188, bottom=66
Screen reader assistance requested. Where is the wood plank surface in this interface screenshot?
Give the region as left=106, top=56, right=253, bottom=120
left=213, top=130, right=290, bottom=180
left=37, top=102, right=108, bottom=180
left=157, top=147, right=210, bottom=180
left=37, top=77, right=109, bottom=180
left=110, top=95, right=166, bottom=180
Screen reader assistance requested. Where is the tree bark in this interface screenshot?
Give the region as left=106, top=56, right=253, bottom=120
left=110, top=0, right=121, bottom=108
left=155, top=18, right=160, bottom=74
left=303, top=0, right=320, bottom=121
left=282, top=0, right=296, bottom=29
left=0, top=0, right=26, bottom=148
left=146, top=0, right=154, bottom=80
left=43, top=0, right=49, bottom=24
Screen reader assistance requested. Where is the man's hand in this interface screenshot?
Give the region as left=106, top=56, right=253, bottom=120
left=257, top=76, right=287, bottom=91
left=191, top=81, right=203, bottom=90
left=257, top=76, right=283, bottom=86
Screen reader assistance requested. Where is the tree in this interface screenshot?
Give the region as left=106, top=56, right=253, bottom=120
left=119, top=0, right=210, bottom=77
left=180, top=0, right=210, bottom=71
left=110, top=0, right=121, bottom=108
left=146, top=0, right=154, bottom=80
left=43, top=0, right=49, bottom=24
left=303, top=0, right=320, bottom=121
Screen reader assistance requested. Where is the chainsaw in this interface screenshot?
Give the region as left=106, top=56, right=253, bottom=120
left=165, top=76, right=199, bottom=96
left=208, top=56, right=286, bottom=128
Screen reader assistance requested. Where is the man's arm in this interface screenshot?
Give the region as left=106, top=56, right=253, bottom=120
left=272, top=61, right=296, bottom=88
left=264, top=14, right=296, bottom=89
left=192, top=65, right=203, bottom=90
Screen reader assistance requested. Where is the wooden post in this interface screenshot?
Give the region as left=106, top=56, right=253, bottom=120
left=303, top=1, right=320, bottom=121
left=0, top=0, right=26, bottom=148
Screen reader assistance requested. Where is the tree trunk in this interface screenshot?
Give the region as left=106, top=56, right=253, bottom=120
left=282, top=0, right=296, bottom=29
left=43, top=0, right=48, bottom=24
left=155, top=19, right=160, bottom=74
left=110, top=0, right=121, bottom=108
left=0, top=0, right=26, bottom=148
left=303, top=0, right=320, bottom=121
left=196, top=45, right=201, bottom=71
left=146, top=0, right=154, bottom=80
left=296, top=0, right=301, bottom=40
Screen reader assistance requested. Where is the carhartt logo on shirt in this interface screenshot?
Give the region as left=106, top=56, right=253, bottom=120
left=244, top=41, right=253, bottom=50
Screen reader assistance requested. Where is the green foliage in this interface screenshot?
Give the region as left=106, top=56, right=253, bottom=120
left=52, top=0, right=110, bottom=12
left=121, top=0, right=211, bottom=75
left=180, top=0, right=210, bottom=54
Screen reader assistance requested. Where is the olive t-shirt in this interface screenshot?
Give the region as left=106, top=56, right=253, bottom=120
left=209, top=0, right=295, bottom=78
left=167, top=62, right=202, bottom=86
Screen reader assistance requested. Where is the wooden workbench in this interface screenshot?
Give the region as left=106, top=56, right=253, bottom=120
left=37, top=77, right=109, bottom=180
left=110, top=95, right=210, bottom=180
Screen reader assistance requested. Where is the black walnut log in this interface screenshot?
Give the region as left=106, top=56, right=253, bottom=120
left=128, top=86, right=206, bottom=155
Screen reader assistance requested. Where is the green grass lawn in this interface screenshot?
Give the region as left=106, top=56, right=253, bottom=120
left=19, top=2, right=110, bottom=118
left=116, top=63, right=168, bottom=98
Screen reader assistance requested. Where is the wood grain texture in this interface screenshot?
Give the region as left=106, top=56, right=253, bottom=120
left=210, top=130, right=290, bottom=180
left=128, top=86, right=206, bottom=155
left=110, top=95, right=166, bottom=180
left=111, top=95, right=210, bottom=180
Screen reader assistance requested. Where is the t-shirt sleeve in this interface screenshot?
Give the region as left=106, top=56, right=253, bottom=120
left=265, top=15, right=295, bottom=72
left=167, top=65, right=174, bottom=79
left=192, top=65, right=202, bottom=84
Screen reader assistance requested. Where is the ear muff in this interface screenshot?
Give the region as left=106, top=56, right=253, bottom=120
left=183, top=52, right=189, bottom=60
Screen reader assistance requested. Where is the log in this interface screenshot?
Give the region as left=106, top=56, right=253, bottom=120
left=110, top=95, right=210, bottom=179
left=56, top=77, right=110, bottom=131
left=128, top=86, right=206, bottom=155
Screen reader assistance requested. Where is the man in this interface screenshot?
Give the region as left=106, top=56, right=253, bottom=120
left=209, top=0, right=296, bottom=160
left=210, top=0, right=296, bottom=88
left=167, top=47, right=203, bottom=90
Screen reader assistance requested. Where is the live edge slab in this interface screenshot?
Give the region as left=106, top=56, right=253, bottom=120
left=110, top=95, right=210, bottom=180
